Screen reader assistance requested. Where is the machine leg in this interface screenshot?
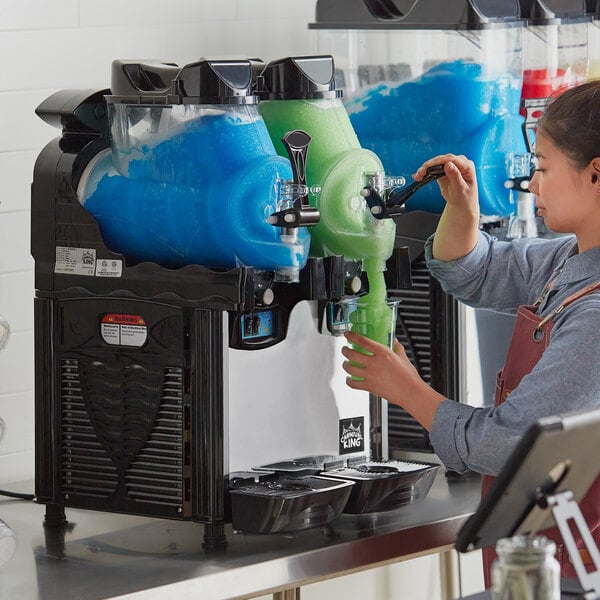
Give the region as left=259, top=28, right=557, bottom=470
left=273, top=588, right=301, bottom=600
left=42, top=504, right=69, bottom=560
left=202, top=522, right=228, bottom=552
left=43, top=503, right=67, bottom=528
left=439, top=549, right=458, bottom=600
left=369, top=393, right=385, bottom=461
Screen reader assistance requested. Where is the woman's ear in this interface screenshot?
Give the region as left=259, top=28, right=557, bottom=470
left=591, top=158, right=600, bottom=187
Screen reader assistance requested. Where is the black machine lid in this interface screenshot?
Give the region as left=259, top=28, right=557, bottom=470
left=309, top=0, right=523, bottom=30
left=588, top=0, right=600, bottom=19
left=108, top=58, right=262, bottom=105
left=256, top=55, right=342, bottom=100
left=520, top=0, right=590, bottom=25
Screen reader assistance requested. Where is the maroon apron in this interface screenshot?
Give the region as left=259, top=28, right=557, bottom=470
left=481, top=280, right=600, bottom=586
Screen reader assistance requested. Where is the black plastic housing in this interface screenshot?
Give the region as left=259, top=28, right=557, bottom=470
left=256, top=55, right=342, bottom=100
left=108, top=58, right=261, bottom=105
left=520, top=0, right=589, bottom=25
left=310, top=0, right=523, bottom=30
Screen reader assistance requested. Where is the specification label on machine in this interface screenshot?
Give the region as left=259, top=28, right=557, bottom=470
left=100, top=314, right=148, bottom=347
left=54, top=247, right=123, bottom=277
left=55, top=246, right=96, bottom=276
left=95, top=258, right=123, bottom=277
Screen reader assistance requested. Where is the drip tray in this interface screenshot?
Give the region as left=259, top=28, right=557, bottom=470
left=324, top=460, right=439, bottom=514
left=254, top=455, right=439, bottom=515
left=254, top=455, right=343, bottom=476
left=229, top=471, right=354, bottom=534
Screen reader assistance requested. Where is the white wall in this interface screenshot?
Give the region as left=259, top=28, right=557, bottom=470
left=0, top=0, right=318, bottom=486
left=0, top=3, right=484, bottom=597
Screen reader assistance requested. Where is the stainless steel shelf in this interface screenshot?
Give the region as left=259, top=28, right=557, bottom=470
left=0, top=471, right=481, bottom=600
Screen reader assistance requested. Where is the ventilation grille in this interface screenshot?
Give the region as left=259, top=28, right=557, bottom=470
left=393, top=258, right=432, bottom=383
left=125, top=367, right=184, bottom=506
left=61, top=358, right=119, bottom=497
left=388, top=257, right=433, bottom=450
left=60, top=358, right=184, bottom=508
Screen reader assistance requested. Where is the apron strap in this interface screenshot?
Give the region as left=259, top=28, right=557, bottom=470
left=533, top=273, right=561, bottom=307
left=534, top=280, right=600, bottom=334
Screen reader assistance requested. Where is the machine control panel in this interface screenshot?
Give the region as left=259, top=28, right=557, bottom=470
left=241, top=310, right=274, bottom=341
left=230, top=306, right=284, bottom=350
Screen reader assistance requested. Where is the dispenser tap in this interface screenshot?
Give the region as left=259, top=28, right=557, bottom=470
left=504, top=153, right=534, bottom=194
left=505, top=152, right=538, bottom=239
left=267, top=130, right=320, bottom=231
left=362, top=165, right=445, bottom=219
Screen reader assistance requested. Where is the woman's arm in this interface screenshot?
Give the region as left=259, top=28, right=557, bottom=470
left=413, top=154, right=480, bottom=261
left=341, top=332, right=447, bottom=431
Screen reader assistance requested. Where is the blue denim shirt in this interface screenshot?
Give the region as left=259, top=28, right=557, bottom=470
left=425, top=231, right=600, bottom=475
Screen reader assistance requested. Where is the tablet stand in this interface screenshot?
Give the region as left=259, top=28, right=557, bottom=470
left=544, top=490, right=600, bottom=599
left=454, top=408, right=600, bottom=600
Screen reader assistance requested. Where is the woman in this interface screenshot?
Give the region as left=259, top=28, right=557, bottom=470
left=342, top=80, right=600, bottom=579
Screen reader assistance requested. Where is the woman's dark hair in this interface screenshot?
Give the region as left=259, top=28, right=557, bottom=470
left=537, top=79, right=600, bottom=170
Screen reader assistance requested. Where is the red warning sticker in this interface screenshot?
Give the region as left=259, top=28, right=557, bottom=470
left=100, top=314, right=147, bottom=347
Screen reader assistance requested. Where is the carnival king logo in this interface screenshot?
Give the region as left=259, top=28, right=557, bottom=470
left=339, top=417, right=365, bottom=455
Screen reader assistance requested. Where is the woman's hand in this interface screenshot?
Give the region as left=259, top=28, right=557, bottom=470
left=414, top=154, right=480, bottom=262
left=413, top=154, right=478, bottom=211
left=341, top=330, right=446, bottom=431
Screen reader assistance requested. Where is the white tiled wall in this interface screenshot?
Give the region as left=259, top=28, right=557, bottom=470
left=0, top=4, right=484, bottom=597
left=0, top=0, right=318, bottom=486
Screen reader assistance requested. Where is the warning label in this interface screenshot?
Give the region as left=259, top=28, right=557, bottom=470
left=100, top=314, right=147, bottom=347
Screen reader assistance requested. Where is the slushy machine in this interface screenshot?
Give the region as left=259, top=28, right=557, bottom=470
left=32, top=56, right=445, bottom=548
left=311, top=0, right=594, bottom=407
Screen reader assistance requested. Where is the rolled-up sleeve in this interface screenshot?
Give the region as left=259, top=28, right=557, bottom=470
left=430, top=400, right=482, bottom=474
left=424, top=231, right=577, bottom=311
left=429, top=400, right=525, bottom=475
left=424, top=231, right=491, bottom=283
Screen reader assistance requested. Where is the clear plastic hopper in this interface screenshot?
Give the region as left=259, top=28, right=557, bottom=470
left=310, top=0, right=527, bottom=220
left=77, top=59, right=319, bottom=283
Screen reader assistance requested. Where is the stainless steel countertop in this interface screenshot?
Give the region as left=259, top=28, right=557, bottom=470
left=0, top=471, right=481, bottom=600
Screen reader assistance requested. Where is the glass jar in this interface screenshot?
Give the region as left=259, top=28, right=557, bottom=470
left=0, top=416, right=17, bottom=568
left=492, top=535, right=560, bottom=600
left=0, top=519, right=17, bottom=568
left=0, top=314, right=10, bottom=351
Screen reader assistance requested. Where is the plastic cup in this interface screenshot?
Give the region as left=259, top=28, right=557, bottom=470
left=337, top=297, right=399, bottom=346
left=332, top=296, right=400, bottom=382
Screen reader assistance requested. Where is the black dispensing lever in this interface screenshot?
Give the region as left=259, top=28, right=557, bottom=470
left=267, top=130, right=320, bottom=229
left=362, top=164, right=446, bottom=220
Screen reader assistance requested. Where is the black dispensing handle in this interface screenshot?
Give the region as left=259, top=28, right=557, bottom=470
left=283, top=130, right=310, bottom=186
left=268, top=130, right=320, bottom=229
left=388, top=164, right=446, bottom=207
left=364, top=164, right=446, bottom=220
